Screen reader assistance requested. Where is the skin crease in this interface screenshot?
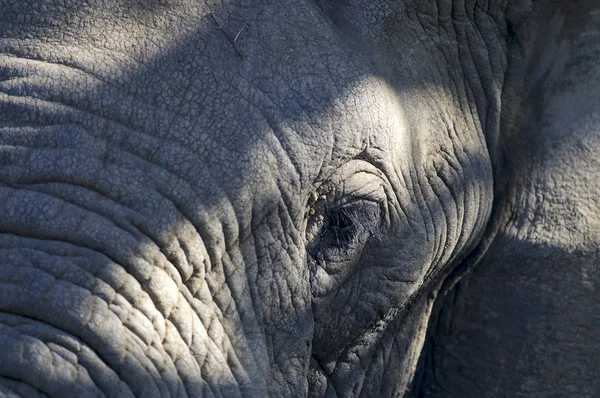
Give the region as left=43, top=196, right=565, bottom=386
left=0, top=1, right=596, bottom=398
left=413, top=3, right=600, bottom=397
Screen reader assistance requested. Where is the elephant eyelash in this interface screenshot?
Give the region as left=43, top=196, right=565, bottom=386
left=325, top=202, right=381, bottom=246
left=307, top=200, right=382, bottom=260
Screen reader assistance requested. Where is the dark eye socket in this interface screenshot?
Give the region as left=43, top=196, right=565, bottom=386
left=318, top=201, right=381, bottom=250
left=331, top=210, right=352, bottom=229
left=327, top=207, right=360, bottom=246
left=305, top=197, right=382, bottom=263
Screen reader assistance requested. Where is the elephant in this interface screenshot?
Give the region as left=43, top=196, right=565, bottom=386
left=0, top=0, right=598, bottom=396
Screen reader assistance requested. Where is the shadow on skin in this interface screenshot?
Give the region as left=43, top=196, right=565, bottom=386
left=0, top=0, right=504, bottom=396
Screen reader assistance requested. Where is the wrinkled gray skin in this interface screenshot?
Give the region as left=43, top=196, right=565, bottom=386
left=0, top=0, right=598, bottom=397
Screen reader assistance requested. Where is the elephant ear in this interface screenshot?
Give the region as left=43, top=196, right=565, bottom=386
left=413, top=3, right=600, bottom=397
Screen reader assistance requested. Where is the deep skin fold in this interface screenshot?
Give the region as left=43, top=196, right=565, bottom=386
left=1, top=0, right=496, bottom=396
left=1, top=0, right=595, bottom=397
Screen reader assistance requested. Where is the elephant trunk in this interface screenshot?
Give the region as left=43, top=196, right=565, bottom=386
left=0, top=105, right=274, bottom=394
left=0, top=228, right=271, bottom=397
left=0, top=45, right=315, bottom=395
left=0, top=312, right=134, bottom=397
left=0, top=51, right=270, bottom=395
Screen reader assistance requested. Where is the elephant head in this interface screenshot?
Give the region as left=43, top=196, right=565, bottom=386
left=0, top=0, right=597, bottom=397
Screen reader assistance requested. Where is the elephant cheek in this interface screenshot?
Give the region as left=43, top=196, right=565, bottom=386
left=307, top=293, right=435, bottom=398
left=374, top=295, right=436, bottom=397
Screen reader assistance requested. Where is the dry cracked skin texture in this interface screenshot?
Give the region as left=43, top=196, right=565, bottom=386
left=0, top=0, right=598, bottom=397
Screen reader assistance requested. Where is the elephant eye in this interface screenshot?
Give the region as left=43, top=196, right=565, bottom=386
left=306, top=200, right=381, bottom=262
left=328, top=206, right=365, bottom=246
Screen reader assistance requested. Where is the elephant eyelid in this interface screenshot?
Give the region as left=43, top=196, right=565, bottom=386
left=325, top=200, right=382, bottom=244
left=304, top=187, right=385, bottom=254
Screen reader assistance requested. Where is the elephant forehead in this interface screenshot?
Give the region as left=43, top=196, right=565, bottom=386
left=0, top=0, right=397, bottom=192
